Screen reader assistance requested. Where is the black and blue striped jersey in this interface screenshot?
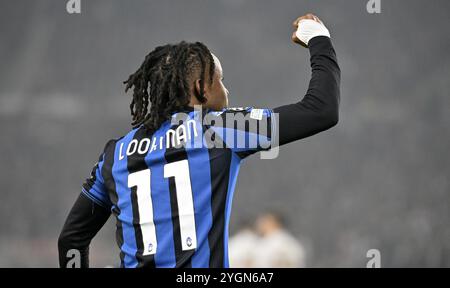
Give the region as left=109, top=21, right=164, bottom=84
left=59, top=36, right=340, bottom=268
left=82, top=107, right=275, bottom=268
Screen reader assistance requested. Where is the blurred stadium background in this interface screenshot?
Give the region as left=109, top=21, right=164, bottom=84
left=0, top=0, right=449, bottom=267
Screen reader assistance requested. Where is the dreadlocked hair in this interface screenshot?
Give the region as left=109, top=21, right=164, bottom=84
left=123, top=41, right=215, bottom=131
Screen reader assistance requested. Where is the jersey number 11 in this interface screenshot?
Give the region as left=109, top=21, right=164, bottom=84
left=128, top=159, right=197, bottom=256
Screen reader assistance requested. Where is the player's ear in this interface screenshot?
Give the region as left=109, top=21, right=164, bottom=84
left=194, top=79, right=207, bottom=103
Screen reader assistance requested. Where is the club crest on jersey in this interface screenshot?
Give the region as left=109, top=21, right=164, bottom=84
left=186, top=237, right=192, bottom=247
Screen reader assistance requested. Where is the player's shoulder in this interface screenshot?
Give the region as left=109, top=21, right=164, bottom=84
left=103, top=124, right=149, bottom=150
left=100, top=129, right=138, bottom=154
left=100, top=138, right=121, bottom=155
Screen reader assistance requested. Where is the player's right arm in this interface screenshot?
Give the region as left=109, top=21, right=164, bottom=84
left=274, top=13, right=340, bottom=146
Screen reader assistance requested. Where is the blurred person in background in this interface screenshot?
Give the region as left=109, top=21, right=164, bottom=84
left=254, top=212, right=306, bottom=268
left=228, top=220, right=259, bottom=268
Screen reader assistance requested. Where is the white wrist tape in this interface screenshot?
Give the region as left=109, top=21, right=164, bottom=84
left=295, top=19, right=330, bottom=46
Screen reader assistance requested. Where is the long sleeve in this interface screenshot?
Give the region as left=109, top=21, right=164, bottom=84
left=58, top=193, right=111, bottom=268
left=274, top=36, right=340, bottom=146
